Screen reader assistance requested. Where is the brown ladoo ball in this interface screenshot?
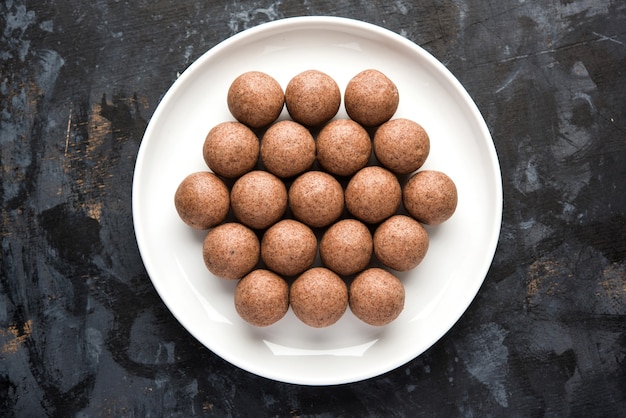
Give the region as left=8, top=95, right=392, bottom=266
left=373, top=215, right=429, bottom=271
left=285, top=69, right=341, bottom=127
left=203, top=121, right=259, bottom=178
left=288, top=171, right=344, bottom=228
left=319, top=219, right=372, bottom=276
left=373, top=118, right=430, bottom=175
left=316, top=119, right=371, bottom=177
left=235, top=269, right=289, bottom=327
left=230, top=170, right=287, bottom=230
left=227, top=71, right=284, bottom=128
left=290, top=267, right=348, bottom=328
left=202, top=223, right=260, bottom=280
left=174, top=171, right=230, bottom=229
left=345, top=166, right=401, bottom=224
left=261, top=120, right=316, bottom=178
left=403, top=170, right=458, bottom=225
left=349, top=268, right=405, bottom=326
left=261, top=219, right=317, bottom=277
left=344, top=69, right=399, bottom=127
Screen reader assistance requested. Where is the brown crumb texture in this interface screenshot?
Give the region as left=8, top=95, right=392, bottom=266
left=373, top=118, right=430, bottom=175
left=316, top=119, right=371, bottom=176
left=235, top=269, right=289, bottom=326
left=373, top=215, right=429, bottom=271
left=227, top=71, right=284, bottom=128
left=288, top=171, right=344, bottom=228
left=203, top=121, right=259, bottom=178
left=345, top=166, right=401, bottom=224
left=403, top=170, right=458, bottom=225
left=290, top=267, right=348, bottom=328
left=202, top=223, right=260, bottom=280
left=261, top=219, right=318, bottom=277
left=344, top=69, right=399, bottom=127
left=319, top=219, right=373, bottom=276
left=349, top=268, right=405, bottom=326
left=230, top=170, right=287, bottom=229
left=261, top=120, right=316, bottom=178
left=285, top=69, right=341, bottom=127
left=174, top=172, right=230, bottom=229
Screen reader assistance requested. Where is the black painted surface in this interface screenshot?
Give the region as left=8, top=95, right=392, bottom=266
left=1, top=1, right=625, bottom=416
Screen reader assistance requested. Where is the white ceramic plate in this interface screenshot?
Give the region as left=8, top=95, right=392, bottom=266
left=133, top=16, right=502, bottom=385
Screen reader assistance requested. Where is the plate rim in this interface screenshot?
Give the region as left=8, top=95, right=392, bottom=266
left=132, top=15, right=503, bottom=385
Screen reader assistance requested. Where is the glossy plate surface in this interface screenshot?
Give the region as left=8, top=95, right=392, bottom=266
left=133, top=16, right=502, bottom=385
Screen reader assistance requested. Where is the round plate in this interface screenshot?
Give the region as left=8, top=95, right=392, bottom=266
left=132, top=16, right=502, bottom=385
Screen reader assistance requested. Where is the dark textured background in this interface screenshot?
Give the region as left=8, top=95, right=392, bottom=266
left=1, top=1, right=625, bottom=416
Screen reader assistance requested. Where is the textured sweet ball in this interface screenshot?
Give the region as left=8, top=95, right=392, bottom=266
left=373, top=118, right=430, bottom=175
left=316, top=119, right=371, bottom=176
left=288, top=171, right=344, bottom=228
left=373, top=215, right=429, bottom=271
left=202, top=222, right=260, bottom=280
left=285, top=69, right=341, bottom=127
left=290, top=267, right=348, bottom=328
left=230, top=170, right=287, bottom=230
left=174, top=171, right=229, bottom=229
left=203, top=121, right=259, bottom=178
left=319, top=219, right=373, bottom=276
left=227, top=71, right=284, bottom=128
left=260, top=120, right=315, bottom=178
left=403, top=170, right=458, bottom=225
left=349, top=268, right=405, bottom=326
left=234, top=269, right=289, bottom=327
left=345, top=166, right=401, bottom=224
left=261, top=219, right=317, bottom=277
left=344, top=69, right=399, bottom=127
